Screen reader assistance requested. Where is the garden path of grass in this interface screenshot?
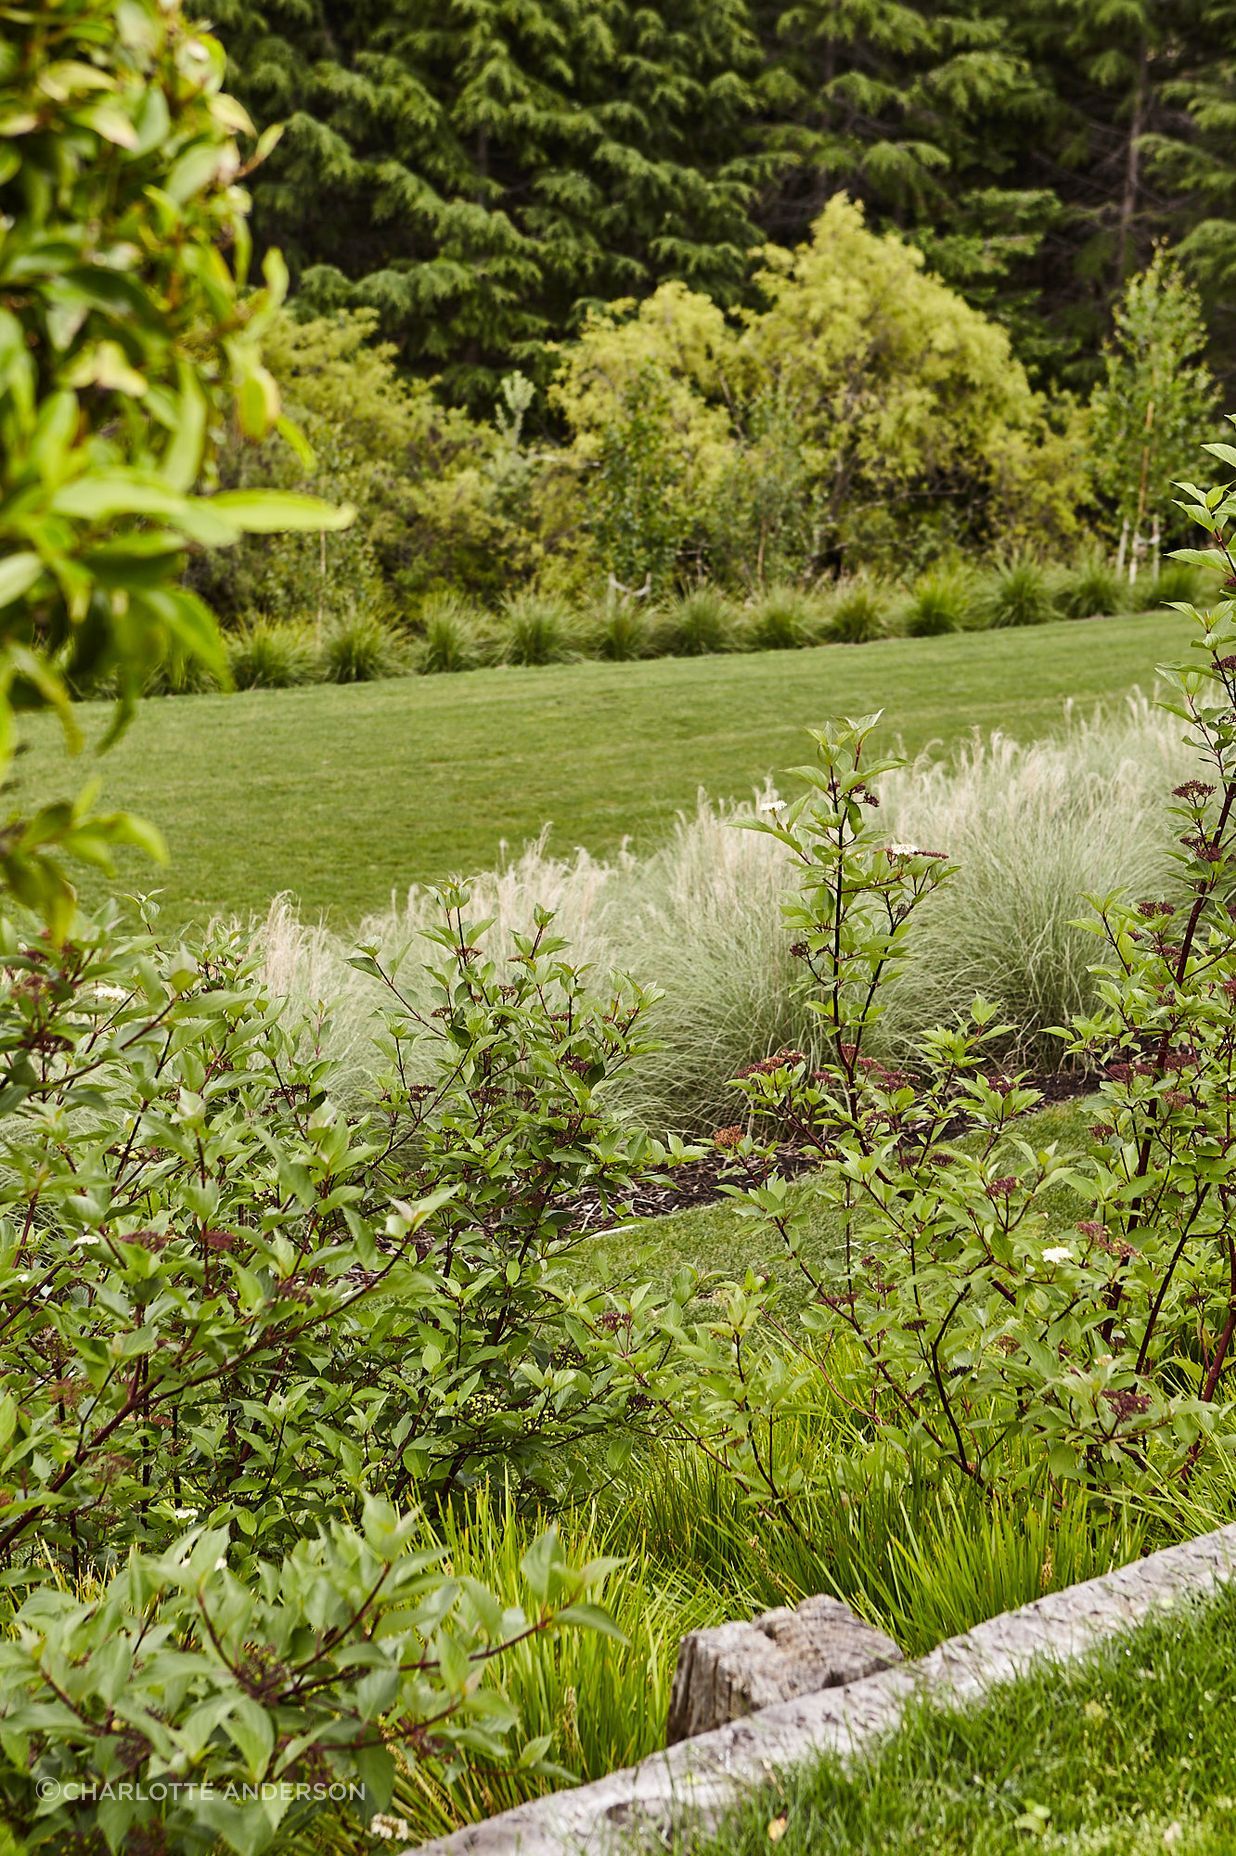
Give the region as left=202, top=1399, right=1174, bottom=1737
left=17, top=611, right=1189, bottom=930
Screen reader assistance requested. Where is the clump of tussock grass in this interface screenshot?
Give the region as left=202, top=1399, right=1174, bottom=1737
left=500, top=590, right=578, bottom=665
left=587, top=598, right=652, bottom=662
left=226, top=617, right=315, bottom=690
left=1053, top=551, right=1127, bottom=620
left=902, top=566, right=976, bottom=637
left=744, top=583, right=826, bottom=651
left=878, top=694, right=1190, bottom=1064
left=143, top=652, right=224, bottom=697
left=253, top=694, right=1193, bottom=1133
left=320, top=606, right=408, bottom=682
left=979, top=554, right=1057, bottom=628
left=416, top=592, right=484, bottom=674
left=654, top=586, right=736, bottom=656
left=826, top=576, right=888, bottom=642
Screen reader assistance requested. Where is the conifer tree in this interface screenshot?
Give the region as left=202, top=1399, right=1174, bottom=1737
left=992, top=0, right=1209, bottom=382
left=213, top=0, right=767, bottom=402
left=1141, top=0, right=1236, bottom=367
left=752, top=0, right=1055, bottom=341
left=211, top=0, right=1236, bottom=394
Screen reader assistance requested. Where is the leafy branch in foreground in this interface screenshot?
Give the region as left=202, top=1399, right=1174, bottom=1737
left=0, top=0, right=352, bottom=929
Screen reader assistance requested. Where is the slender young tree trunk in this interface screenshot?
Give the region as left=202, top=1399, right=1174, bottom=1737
left=1116, top=39, right=1149, bottom=282
left=1132, top=397, right=1156, bottom=582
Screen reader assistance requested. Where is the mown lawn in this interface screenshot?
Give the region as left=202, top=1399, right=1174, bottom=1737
left=17, top=611, right=1188, bottom=929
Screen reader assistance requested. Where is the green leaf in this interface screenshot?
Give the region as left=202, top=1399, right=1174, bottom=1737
left=226, top=1698, right=275, bottom=1780
left=518, top=1527, right=560, bottom=1600
left=354, top=1741, right=396, bottom=1813
left=206, top=490, right=356, bottom=534
left=77, top=99, right=139, bottom=148
left=555, top=1601, right=628, bottom=1643
left=0, top=553, right=43, bottom=611
left=160, top=367, right=208, bottom=493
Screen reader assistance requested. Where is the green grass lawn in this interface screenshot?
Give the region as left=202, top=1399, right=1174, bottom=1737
left=17, top=611, right=1188, bottom=930
left=698, top=1585, right=1236, bottom=1855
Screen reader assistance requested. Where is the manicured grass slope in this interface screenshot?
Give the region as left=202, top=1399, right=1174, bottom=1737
left=697, top=1585, right=1236, bottom=1855
left=18, top=612, right=1187, bottom=929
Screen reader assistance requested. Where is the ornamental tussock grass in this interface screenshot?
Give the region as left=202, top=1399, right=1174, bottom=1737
left=1052, top=551, right=1128, bottom=620
left=587, top=597, right=653, bottom=661
left=743, top=584, right=827, bottom=651
left=902, top=566, right=977, bottom=636
left=979, top=554, right=1057, bottom=628
left=653, top=586, right=737, bottom=655
left=879, top=695, right=1190, bottom=1067
left=226, top=617, right=315, bottom=689
left=319, top=606, right=408, bottom=682
left=825, top=576, right=889, bottom=642
left=254, top=695, right=1192, bottom=1133
left=500, top=590, right=579, bottom=665
left=416, top=592, right=484, bottom=673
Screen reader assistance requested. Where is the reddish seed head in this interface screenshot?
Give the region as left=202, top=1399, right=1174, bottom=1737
left=1102, top=1387, right=1151, bottom=1422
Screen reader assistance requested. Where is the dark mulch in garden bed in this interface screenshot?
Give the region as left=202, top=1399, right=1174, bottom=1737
left=569, top=1068, right=1098, bottom=1231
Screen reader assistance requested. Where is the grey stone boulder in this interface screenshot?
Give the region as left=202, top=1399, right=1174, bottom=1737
left=666, top=1593, right=903, bottom=1743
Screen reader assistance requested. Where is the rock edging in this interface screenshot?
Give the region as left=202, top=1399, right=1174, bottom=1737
left=404, top=1523, right=1236, bottom=1856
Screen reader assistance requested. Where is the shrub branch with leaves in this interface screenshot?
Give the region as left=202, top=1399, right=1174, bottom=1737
left=0, top=0, right=350, bottom=929
left=0, top=896, right=660, bottom=1851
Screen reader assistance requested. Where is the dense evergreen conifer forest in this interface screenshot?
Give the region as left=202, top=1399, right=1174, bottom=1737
left=213, top=0, right=1236, bottom=399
